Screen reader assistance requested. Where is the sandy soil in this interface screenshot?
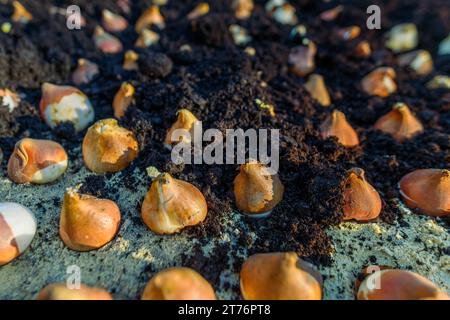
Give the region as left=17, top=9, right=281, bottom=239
left=0, top=155, right=448, bottom=300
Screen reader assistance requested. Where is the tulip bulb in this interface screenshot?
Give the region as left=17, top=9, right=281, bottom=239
left=0, top=203, right=36, bottom=266
left=135, top=6, right=165, bottom=33
left=385, top=23, right=418, bottom=53
left=164, top=109, right=199, bottom=149
left=141, top=173, right=208, bottom=234
left=374, top=103, right=423, bottom=142
left=342, top=168, right=382, bottom=221
left=337, top=26, right=361, bottom=41
left=320, top=110, right=359, bottom=147
left=357, top=269, right=449, bottom=300
left=7, top=138, right=68, bottom=184
left=240, top=252, right=323, bottom=300
left=40, top=82, right=94, bottom=132
left=37, top=283, right=113, bottom=300
left=59, top=188, right=121, bottom=251
left=234, top=161, right=284, bottom=217
left=361, top=67, right=397, bottom=97
left=82, top=119, right=139, bottom=173
left=399, top=169, right=450, bottom=217
left=142, top=267, right=216, bottom=300
left=398, top=50, right=433, bottom=76
left=187, top=3, right=210, bottom=20
left=135, top=29, right=160, bottom=48
left=232, top=0, right=254, bottom=20
left=113, top=83, right=135, bottom=119
left=72, top=59, right=99, bottom=85
left=289, top=42, right=317, bottom=77
left=320, top=5, right=343, bottom=21
left=123, top=50, right=139, bottom=71
left=304, top=74, right=331, bottom=107
left=354, top=41, right=371, bottom=58
left=0, top=88, right=20, bottom=112
left=12, top=1, right=32, bottom=24
left=426, top=75, right=450, bottom=90
left=272, top=3, right=298, bottom=25
left=94, top=26, right=123, bottom=54
left=102, top=9, right=128, bottom=33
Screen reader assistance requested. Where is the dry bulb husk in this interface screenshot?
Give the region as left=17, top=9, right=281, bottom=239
left=82, top=119, right=138, bottom=173
left=240, top=252, right=323, bottom=300
left=142, top=267, right=216, bottom=300
left=141, top=173, right=208, bottom=234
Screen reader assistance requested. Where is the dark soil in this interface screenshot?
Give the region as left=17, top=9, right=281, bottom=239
left=0, top=0, right=449, bottom=296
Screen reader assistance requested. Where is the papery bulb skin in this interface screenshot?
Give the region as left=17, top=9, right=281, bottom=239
left=374, top=103, right=424, bottom=142
left=0, top=203, right=36, bottom=266
left=357, top=269, right=449, bottom=300
left=7, top=138, right=68, bottom=184
left=59, top=189, right=121, bottom=251
left=39, top=82, right=94, bottom=132
left=141, top=173, right=208, bottom=235
left=142, top=267, right=216, bottom=300
left=113, top=83, right=135, bottom=119
left=320, top=110, right=359, bottom=147
left=37, top=283, right=113, bottom=300
left=240, top=252, right=323, bottom=300
left=82, top=119, right=139, bottom=174
left=234, top=161, right=284, bottom=217
left=399, top=169, right=450, bottom=217
left=342, top=168, right=382, bottom=221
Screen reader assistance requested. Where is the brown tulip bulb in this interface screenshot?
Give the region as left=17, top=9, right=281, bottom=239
left=12, top=1, right=32, bottom=24
left=113, top=83, right=135, bottom=119
left=304, top=74, right=331, bottom=107
left=72, top=59, right=99, bottom=85
left=135, top=29, right=160, bottom=48
left=123, top=50, right=139, bottom=71
left=399, top=169, right=449, bottom=217
left=141, top=173, right=207, bottom=234
left=135, top=6, right=165, bottom=33
left=232, top=0, right=254, bottom=20
left=240, top=252, right=323, bottom=300
left=320, top=110, right=359, bottom=147
left=102, top=9, right=128, bottom=33
left=374, top=103, right=423, bottom=142
left=354, top=41, right=371, bottom=58
left=289, top=42, right=317, bottom=77
left=82, top=119, right=138, bottom=174
left=187, top=3, right=210, bottom=20
left=164, top=109, right=199, bottom=149
left=357, top=269, right=449, bottom=300
left=361, top=67, right=397, bottom=97
left=142, top=267, right=216, bottom=300
left=37, top=283, right=113, bottom=300
left=234, top=161, right=284, bottom=217
left=93, top=26, right=123, bottom=54
left=7, top=138, right=68, bottom=184
left=343, top=168, right=382, bottom=221
left=59, top=188, right=121, bottom=251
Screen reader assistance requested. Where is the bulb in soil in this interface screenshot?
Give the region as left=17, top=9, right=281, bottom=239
left=59, top=188, right=121, bottom=251
left=39, top=82, right=94, bottom=132
left=374, top=103, right=424, bottom=142
left=0, top=202, right=36, bottom=266
left=164, top=109, right=199, bottom=149
left=240, top=252, right=323, bottom=300
left=113, top=82, right=135, bottom=119
left=398, top=50, right=433, bottom=76
left=7, top=138, right=68, bottom=184
left=71, top=59, right=99, bottom=85
left=37, top=283, right=113, bottom=300
left=357, top=268, right=449, bottom=300
left=438, top=33, right=450, bottom=55
left=304, top=74, right=331, bottom=107
left=142, top=267, right=216, bottom=300
left=385, top=23, right=418, bottom=53
left=289, top=41, right=317, bottom=77
left=11, top=1, right=32, bottom=24
left=399, top=169, right=450, bottom=217
left=272, top=3, right=298, bottom=25
left=342, top=168, right=382, bottom=221
left=187, top=3, right=210, bottom=20
left=234, top=161, right=284, bottom=217
left=354, top=41, right=371, bottom=58
left=336, top=26, right=361, bottom=41
left=141, top=173, right=208, bottom=235
left=320, top=5, right=343, bottom=21
left=0, top=88, right=20, bottom=112
left=82, top=119, right=138, bottom=174
left=135, top=29, right=160, bottom=48
left=102, top=9, right=128, bottom=33
left=123, top=50, right=139, bottom=71
left=135, top=6, right=165, bottom=32
left=361, top=67, right=397, bottom=97
left=232, top=0, right=254, bottom=20
left=229, top=24, right=252, bottom=46
left=426, top=75, right=450, bottom=90
left=93, top=26, right=123, bottom=54
left=320, top=110, right=359, bottom=147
